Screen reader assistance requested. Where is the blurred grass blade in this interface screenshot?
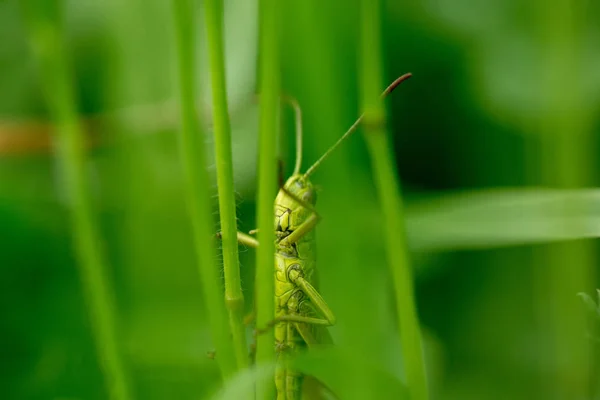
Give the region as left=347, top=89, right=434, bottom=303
left=358, top=1, right=429, bottom=399
left=204, top=0, right=249, bottom=370
left=171, top=0, right=236, bottom=378
left=407, top=188, right=600, bottom=251
left=21, top=2, right=131, bottom=399
left=293, top=348, right=409, bottom=400
left=209, top=363, right=276, bottom=400
left=577, top=290, right=600, bottom=318
left=255, top=0, right=280, bottom=397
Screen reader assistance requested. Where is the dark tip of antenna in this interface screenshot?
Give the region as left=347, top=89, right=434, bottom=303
left=382, top=73, right=413, bottom=98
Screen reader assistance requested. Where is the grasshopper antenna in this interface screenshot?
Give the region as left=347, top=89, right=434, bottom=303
left=303, top=72, right=412, bottom=178
left=282, top=95, right=304, bottom=175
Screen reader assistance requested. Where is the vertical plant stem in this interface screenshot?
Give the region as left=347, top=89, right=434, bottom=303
left=533, top=0, right=593, bottom=398
left=22, top=3, right=131, bottom=400
left=358, top=1, right=428, bottom=400
left=204, top=0, right=249, bottom=371
left=255, top=0, right=280, bottom=397
left=172, top=0, right=236, bottom=379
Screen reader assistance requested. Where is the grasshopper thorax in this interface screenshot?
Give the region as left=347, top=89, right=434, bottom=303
left=274, top=173, right=316, bottom=244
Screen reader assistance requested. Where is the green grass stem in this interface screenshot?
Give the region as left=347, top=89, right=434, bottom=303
left=255, top=0, right=280, bottom=397
left=171, top=0, right=236, bottom=379
left=358, top=1, right=429, bottom=400
left=533, top=0, right=594, bottom=397
left=203, top=0, right=249, bottom=371
left=22, top=3, right=131, bottom=399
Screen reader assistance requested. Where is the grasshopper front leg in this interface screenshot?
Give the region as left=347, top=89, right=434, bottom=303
left=216, top=230, right=259, bottom=248
left=278, top=186, right=322, bottom=247
left=279, top=213, right=320, bottom=248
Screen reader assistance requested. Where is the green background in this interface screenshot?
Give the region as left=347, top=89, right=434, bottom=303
left=2, top=0, right=600, bottom=399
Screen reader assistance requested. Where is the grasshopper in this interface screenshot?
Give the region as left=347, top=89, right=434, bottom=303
left=223, top=73, right=411, bottom=399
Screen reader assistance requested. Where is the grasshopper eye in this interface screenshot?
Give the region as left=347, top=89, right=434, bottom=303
left=302, top=190, right=316, bottom=204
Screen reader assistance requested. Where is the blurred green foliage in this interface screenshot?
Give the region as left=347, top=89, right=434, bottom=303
left=2, top=0, right=600, bottom=399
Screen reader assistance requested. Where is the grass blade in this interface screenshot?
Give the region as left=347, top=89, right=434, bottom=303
left=171, top=0, right=236, bottom=378
left=358, top=1, right=428, bottom=399
left=255, top=0, right=280, bottom=397
left=532, top=0, right=595, bottom=396
left=209, top=363, right=276, bottom=400
left=204, top=0, right=249, bottom=371
left=22, top=2, right=131, bottom=399
left=293, top=348, right=410, bottom=400
left=406, top=188, right=600, bottom=251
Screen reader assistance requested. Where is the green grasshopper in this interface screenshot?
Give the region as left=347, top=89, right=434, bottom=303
left=226, top=73, right=411, bottom=399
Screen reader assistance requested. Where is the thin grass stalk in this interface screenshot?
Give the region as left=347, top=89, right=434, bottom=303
left=533, top=0, right=593, bottom=397
left=204, top=0, right=249, bottom=371
left=171, top=0, right=236, bottom=379
left=22, top=3, right=131, bottom=399
left=255, top=0, right=280, bottom=397
left=358, top=1, right=428, bottom=400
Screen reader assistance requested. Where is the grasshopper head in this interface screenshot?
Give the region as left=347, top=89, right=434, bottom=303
left=283, top=174, right=317, bottom=205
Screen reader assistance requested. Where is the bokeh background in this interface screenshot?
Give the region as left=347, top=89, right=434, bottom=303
left=2, top=0, right=600, bottom=399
